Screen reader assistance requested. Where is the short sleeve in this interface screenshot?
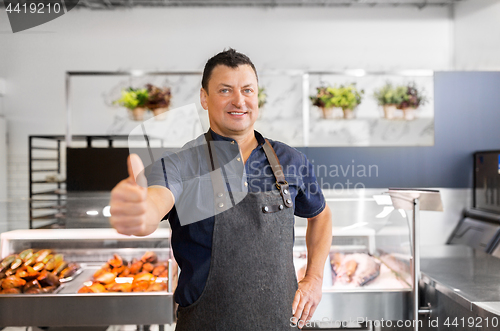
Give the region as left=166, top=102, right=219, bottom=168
left=146, top=152, right=183, bottom=203
left=293, top=153, right=326, bottom=218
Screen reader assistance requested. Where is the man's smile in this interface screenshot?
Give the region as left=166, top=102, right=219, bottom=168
left=227, top=111, right=248, bottom=116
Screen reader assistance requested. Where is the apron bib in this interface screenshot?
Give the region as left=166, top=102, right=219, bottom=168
left=175, top=132, right=298, bottom=331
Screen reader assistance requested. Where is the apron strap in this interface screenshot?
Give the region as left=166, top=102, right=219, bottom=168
left=204, top=131, right=232, bottom=213
left=263, top=139, right=293, bottom=208
left=203, top=130, right=293, bottom=210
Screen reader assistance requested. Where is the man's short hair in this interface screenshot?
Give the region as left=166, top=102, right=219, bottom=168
left=202, top=48, right=258, bottom=93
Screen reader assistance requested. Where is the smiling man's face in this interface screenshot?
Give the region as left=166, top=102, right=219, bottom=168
left=200, top=64, right=259, bottom=137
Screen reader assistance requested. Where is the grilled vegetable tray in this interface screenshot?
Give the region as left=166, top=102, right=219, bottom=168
left=0, top=248, right=84, bottom=295
left=0, top=229, right=177, bottom=327
left=0, top=264, right=176, bottom=327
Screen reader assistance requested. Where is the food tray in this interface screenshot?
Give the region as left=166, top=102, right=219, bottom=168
left=0, top=264, right=175, bottom=327
left=59, top=263, right=84, bottom=283
left=293, top=248, right=412, bottom=326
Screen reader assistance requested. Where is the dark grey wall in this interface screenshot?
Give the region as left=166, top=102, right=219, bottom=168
left=297, top=72, right=500, bottom=189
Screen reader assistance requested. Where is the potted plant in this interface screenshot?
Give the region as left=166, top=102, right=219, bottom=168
left=398, top=82, right=428, bottom=120
left=311, top=84, right=364, bottom=119
left=332, top=84, right=364, bottom=119
left=145, top=84, right=172, bottom=121
left=373, top=82, right=406, bottom=120
left=310, top=86, right=338, bottom=119
left=114, top=87, right=149, bottom=121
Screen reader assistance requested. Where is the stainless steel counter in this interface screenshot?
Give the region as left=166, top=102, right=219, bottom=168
left=420, top=245, right=500, bottom=317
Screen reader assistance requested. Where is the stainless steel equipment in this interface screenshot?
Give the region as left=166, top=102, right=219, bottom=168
left=474, top=150, right=500, bottom=214
left=292, top=190, right=417, bottom=329
left=420, top=245, right=500, bottom=331
left=448, top=151, right=500, bottom=253
left=387, top=189, right=443, bottom=331
left=0, top=228, right=176, bottom=327
left=416, top=151, right=500, bottom=330
left=447, top=209, right=500, bottom=252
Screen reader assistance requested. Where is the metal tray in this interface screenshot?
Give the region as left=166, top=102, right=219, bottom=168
left=0, top=265, right=175, bottom=327
left=314, top=289, right=411, bottom=326
left=313, top=268, right=411, bottom=325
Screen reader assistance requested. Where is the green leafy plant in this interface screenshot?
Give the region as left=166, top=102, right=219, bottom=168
left=258, top=86, right=267, bottom=108
left=311, top=84, right=364, bottom=110
left=310, top=87, right=335, bottom=109
left=333, top=84, right=364, bottom=110
left=114, top=87, right=149, bottom=110
left=145, top=84, right=171, bottom=110
left=398, top=82, right=428, bottom=109
left=373, top=82, right=406, bottom=106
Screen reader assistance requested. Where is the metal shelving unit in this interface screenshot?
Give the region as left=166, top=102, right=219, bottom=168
left=29, top=135, right=66, bottom=229
left=29, top=135, right=134, bottom=229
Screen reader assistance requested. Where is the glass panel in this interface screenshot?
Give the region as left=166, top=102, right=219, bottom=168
left=294, top=188, right=411, bottom=291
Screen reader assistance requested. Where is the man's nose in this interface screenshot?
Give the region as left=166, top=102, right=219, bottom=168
left=232, top=91, right=245, bottom=108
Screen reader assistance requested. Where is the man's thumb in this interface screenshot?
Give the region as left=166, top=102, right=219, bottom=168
left=127, top=154, right=147, bottom=188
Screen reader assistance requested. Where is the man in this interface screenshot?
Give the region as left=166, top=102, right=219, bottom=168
left=109, top=49, right=332, bottom=330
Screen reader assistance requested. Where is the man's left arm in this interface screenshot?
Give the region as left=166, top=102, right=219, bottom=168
left=292, top=204, right=332, bottom=329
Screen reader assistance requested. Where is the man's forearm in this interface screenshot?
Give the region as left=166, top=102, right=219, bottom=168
left=305, top=205, right=332, bottom=280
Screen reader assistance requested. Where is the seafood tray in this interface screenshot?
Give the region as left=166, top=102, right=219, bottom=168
left=293, top=226, right=412, bottom=326
left=0, top=229, right=177, bottom=327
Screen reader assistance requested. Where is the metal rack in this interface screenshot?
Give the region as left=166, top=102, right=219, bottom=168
left=29, top=135, right=66, bottom=229
left=29, top=135, right=134, bottom=229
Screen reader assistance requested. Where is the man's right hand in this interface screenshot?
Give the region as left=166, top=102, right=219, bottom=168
left=109, top=154, right=149, bottom=236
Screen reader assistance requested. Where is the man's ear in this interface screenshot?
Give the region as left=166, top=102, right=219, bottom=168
left=200, top=88, right=208, bottom=110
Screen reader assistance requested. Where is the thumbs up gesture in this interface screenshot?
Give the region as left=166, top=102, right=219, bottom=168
left=109, top=154, right=149, bottom=235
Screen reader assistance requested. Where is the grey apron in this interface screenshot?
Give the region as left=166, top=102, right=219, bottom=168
left=175, top=132, right=298, bottom=331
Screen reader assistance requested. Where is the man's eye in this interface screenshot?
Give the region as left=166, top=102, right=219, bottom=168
left=244, top=89, right=253, bottom=93
left=220, top=89, right=229, bottom=93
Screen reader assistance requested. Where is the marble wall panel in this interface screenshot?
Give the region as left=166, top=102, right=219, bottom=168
left=68, top=72, right=434, bottom=147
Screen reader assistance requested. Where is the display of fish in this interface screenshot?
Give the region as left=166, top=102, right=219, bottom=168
left=330, top=252, right=381, bottom=286
left=336, top=258, right=358, bottom=283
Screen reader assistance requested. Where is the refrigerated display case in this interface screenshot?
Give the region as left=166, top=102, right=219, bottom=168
left=0, top=222, right=177, bottom=327
left=5, top=188, right=500, bottom=330
left=292, top=189, right=415, bottom=328
left=1, top=189, right=415, bottom=329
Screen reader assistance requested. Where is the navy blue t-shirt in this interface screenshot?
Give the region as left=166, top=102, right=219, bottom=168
left=147, top=129, right=325, bottom=307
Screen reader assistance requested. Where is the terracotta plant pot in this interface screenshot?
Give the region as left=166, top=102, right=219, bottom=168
left=129, top=107, right=146, bottom=121
left=152, top=107, right=169, bottom=121
left=342, top=108, right=355, bottom=119
left=382, top=104, right=397, bottom=119
left=402, top=107, right=417, bottom=120
left=320, top=107, right=334, bottom=119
